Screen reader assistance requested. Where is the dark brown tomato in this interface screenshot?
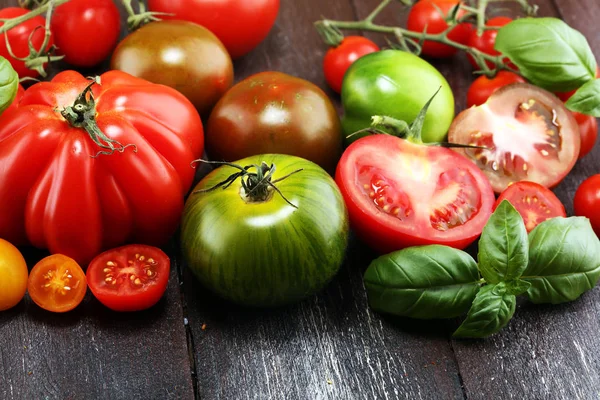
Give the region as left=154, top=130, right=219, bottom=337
left=110, top=20, right=233, bottom=116
left=206, top=71, right=343, bottom=172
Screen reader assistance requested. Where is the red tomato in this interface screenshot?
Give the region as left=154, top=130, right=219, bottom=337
left=467, top=16, right=513, bottom=70
left=407, top=0, right=473, bottom=58
left=556, top=66, right=600, bottom=102
left=572, top=111, right=598, bottom=159
left=574, top=174, right=600, bottom=236
left=87, top=245, right=170, bottom=312
left=50, top=0, right=121, bottom=67
left=323, top=36, right=379, bottom=94
left=335, top=134, right=495, bottom=253
left=0, top=70, right=204, bottom=264
left=0, top=7, right=53, bottom=79
left=28, top=254, right=87, bottom=313
left=494, top=181, right=566, bottom=232
left=466, top=71, right=526, bottom=108
left=449, top=83, right=580, bottom=193
left=147, top=0, right=280, bottom=59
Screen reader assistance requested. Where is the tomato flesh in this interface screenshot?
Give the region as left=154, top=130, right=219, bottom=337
left=87, top=245, right=170, bottom=312
left=336, top=134, right=495, bottom=253
left=28, top=254, right=87, bottom=313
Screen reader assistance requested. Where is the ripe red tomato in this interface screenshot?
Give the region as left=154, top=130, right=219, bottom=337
left=407, top=0, right=473, bottom=58
left=572, top=111, right=598, bottom=159
left=323, top=36, right=379, bottom=94
left=50, top=0, right=121, bottom=67
left=467, top=16, right=513, bottom=70
left=466, top=71, right=526, bottom=108
left=147, top=0, right=280, bottom=59
left=28, top=254, right=87, bottom=313
left=555, top=66, right=600, bottom=102
left=494, top=181, right=566, bottom=232
left=574, top=174, right=600, bottom=236
left=87, top=245, right=170, bottom=312
left=0, top=70, right=204, bottom=265
left=449, top=83, right=580, bottom=193
left=0, top=7, right=53, bottom=79
left=335, top=134, right=495, bottom=253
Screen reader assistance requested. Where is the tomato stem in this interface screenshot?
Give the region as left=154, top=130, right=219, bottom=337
left=121, top=0, right=174, bottom=31
left=0, top=0, right=70, bottom=33
left=60, top=77, right=138, bottom=158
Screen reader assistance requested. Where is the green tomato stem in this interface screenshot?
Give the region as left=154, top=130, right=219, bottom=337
left=0, top=0, right=70, bottom=33
left=121, top=0, right=174, bottom=31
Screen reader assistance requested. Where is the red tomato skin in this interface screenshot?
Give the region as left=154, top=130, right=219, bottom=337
left=466, top=71, right=526, bottom=108
left=50, top=0, right=121, bottom=67
left=572, top=111, right=598, bottom=159
left=147, top=0, right=280, bottom=59
left=0, top=70, right=204, bottom=265
left=467, top=16, right=513, bottom=70
left=0, top=7, right=53, bottom=79
left=335, top=134, right=495, bottom=253
left=407, top=0, right=473, bottom=58
left=574, top=175, right=600, bottom=236
left=323, top=36, right=379, bottom=94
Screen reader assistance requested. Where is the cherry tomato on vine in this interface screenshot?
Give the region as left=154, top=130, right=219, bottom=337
left=574, top=175, right=600, bottom=237
left=572, top=111, right=598, bottom=159
left=406, top=0, right=473, bottom=58
left=467, top=16, right=513, bottom=70
left=494, top=181, right=566, bottom=233
left=323, top=36, right=379, bottom=94
left=28, top=254, right=87, bottom=313
left=466, top=71, right=526, bottom=108
left=87, top=245, right=170, bottom=312
left=51, top=0, right=121, bottom=67
left=0, top=7, right=53, bottom=79
left=0, top=238, right=28, bottom=311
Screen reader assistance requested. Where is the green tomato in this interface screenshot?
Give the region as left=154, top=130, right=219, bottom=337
left=181, top=154, right=350, bottom=307
left=341, top=49, right=455, bottom=144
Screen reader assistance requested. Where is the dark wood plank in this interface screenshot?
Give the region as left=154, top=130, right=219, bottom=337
left=183, top=1, right=465, bottom=399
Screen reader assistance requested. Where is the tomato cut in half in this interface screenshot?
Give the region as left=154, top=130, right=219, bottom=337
left=335, top=134, right=495, bottom=253
left=495, top=181, right=566, bottom=232
left=448, top=83, right=580, bottom=193
left=87, top=245, right=170, bottom=312
left=28, top=254, right=87, bottom=313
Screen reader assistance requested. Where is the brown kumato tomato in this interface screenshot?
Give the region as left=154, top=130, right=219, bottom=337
left=206, top=71, right=343, bottom=172
left=110, top=20, right=233, bottom=116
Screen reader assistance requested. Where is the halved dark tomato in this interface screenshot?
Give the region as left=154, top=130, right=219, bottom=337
left=448, top=83, right=580, bottom=193
left=494, top=181, right=566, bottom=232
left=86, top=244, right=170, bottom=312
left=335, top=134, right=495, bottom=253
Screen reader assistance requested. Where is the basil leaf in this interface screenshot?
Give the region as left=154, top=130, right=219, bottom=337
left=522, top=217, right=600, bottom=304
left=453, top=283, right=516, bottom=339
left=565, top=79, right=600, bottom=117
left=495, top=18, right=596, bottom=92
left=0, top=56, right=18, bottom=114
left=364, top=245, right=480, bottom=319
left=505, top=279, right=531, bottom=296
left=478, top=200, right=528, bottom=284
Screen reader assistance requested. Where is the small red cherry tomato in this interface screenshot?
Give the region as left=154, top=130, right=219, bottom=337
left=574, top=175, right=600, bottom=237
left=572, top=111, right=598, bottom=159
left=466, top=71, right=526, bottom=108
left=323, top=36, right=379, bottom=94
left=467, top=16, right=514, bottom=70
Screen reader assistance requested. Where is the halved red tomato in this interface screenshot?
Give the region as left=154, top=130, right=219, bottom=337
left=86, top=244, right=170, bottom=312
left=335, top=134, right=495, bottom=253
left=494, top=181, right=566, bottom=232
left=448, top=83, right=580, bottom=193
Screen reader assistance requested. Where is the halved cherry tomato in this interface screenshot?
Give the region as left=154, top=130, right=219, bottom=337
left=574, top=174, right=600, bottom=236
left=466, top=71, right=526, bottom=108
left=86, top=245, right=170, bottom=312
left=28, top=254, right=87, bottom=313
left=572, top=111, right=598, bottom=159
left=494, top=181, right=566, bottom=232
left=449, top=83, right=580, bottom=193
left=335, top=134, right=495, bottom=253
left=467, top=16, right=514, bottom=70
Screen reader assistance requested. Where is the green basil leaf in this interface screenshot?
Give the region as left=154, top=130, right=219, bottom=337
left=453, top=284, right=516, bottom=339
left=0, top=56, right=18, bottom=114
left=565, top=79, right=600, bottom=117
left=495, top=18, right=596, bottom=92
left=505, top=279, right=531, bottom=296
left=364, top=245, right=480, bottom=319
left=522, top=217, right=600, bottom=304
left=478, top=200, right=528, bottom=284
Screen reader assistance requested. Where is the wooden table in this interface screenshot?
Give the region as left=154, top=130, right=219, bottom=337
left=1, top=0, right=599, bottom=399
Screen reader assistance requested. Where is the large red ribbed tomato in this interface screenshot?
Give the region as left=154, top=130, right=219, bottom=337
left=0, top=70, right=204, bottom=265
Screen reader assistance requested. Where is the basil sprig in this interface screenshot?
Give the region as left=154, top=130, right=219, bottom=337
left=364, top=200, right=600, bottom=339
left=0, top=56, right=18, bottom=114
